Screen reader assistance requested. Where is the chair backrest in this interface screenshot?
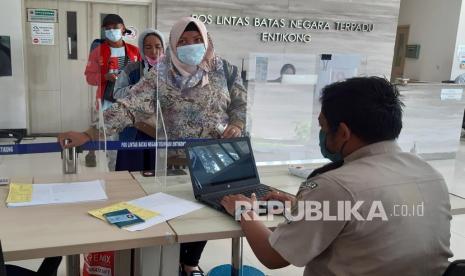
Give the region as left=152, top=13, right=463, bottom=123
left=443, top=260, right=465, bottom=276
left=0, top=240, right=7, bottom=276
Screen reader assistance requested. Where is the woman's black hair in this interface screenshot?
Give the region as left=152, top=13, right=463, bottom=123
left=184, top=22, right=199, bottom=32
left=280, top=64, right=296, bottom=75
left=144, top=33, right=163, bottom=44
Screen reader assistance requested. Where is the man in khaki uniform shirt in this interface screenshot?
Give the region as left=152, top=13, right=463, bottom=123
left=221, top=77, right=452, bottom=276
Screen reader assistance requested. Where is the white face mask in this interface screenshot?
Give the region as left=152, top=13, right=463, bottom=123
left=176, top=43, right=206, bottom=66
left=105, top=29, right=123, bottom=42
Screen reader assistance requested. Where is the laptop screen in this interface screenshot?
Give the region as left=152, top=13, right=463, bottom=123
left=187, top=139, right=258, bottom=191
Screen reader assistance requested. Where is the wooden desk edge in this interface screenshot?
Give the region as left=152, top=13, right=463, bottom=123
left=169, top=223, right=279, bottom=244
left=4, top=234, right=176, bottom=262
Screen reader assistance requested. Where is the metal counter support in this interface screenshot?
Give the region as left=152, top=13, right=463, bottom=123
left=62, top=139, right=77, bottom=174
left=231, top=237, right=243, bottom=276
left=66, top=255, right=80, bottom=276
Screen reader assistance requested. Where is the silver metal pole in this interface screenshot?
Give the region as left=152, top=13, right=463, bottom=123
left=66, top=255, right=80, bottom=276
left=62, top=139, right=77, bottom=174
left=231, top=237, right=243, bottom=276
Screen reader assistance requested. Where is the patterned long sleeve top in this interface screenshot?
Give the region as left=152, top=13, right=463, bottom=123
left=100, top=55, right=247, bottom=140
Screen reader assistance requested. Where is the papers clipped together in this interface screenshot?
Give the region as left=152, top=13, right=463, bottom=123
left=89, top=193, right=203, bottom=231
left=6, top=180, right=108, bottom=207
left=124, top=193, right=203, bottom=232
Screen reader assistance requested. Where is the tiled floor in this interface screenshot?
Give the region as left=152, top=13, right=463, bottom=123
left=2, top=137, right=465, bottom=275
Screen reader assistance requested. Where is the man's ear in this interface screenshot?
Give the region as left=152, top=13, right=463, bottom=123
left=338, top=122, right=351, bottom=141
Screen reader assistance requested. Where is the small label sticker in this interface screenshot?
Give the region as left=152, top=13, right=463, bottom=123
left=103, top=208, right=145, bottom=228
left=106, top=213, right=138, bottom=224
left=441, top=89, right=463, bottom=101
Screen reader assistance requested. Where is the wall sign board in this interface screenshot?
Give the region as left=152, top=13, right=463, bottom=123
left=27, top=8, right=58, bottom=23
left=31, top=22, right=55, bottom=45
left=192, top=14, right=375, bottom=44
left=441, top=89, right=463, bottom=101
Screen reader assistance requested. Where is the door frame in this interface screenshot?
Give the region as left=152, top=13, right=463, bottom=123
left=391, top=24, right=410, bottom=81
left=22, top=0, right=153, bottom=134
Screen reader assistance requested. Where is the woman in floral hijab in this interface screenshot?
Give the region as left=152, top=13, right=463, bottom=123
left=59, top=17, right=248, bottom=276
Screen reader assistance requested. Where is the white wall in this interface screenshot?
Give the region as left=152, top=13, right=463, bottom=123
left=398, top=0, right=462, bottom=82
left=451, top=1, right=465, bottom=80
left=0, top=0, right=27, bottom=130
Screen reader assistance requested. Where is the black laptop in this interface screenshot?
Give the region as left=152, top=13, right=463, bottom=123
left=185, top=137, right=274, bottom=212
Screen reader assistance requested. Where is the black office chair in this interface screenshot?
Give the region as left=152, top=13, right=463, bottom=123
left=0, top=240, right=62, bottom=276
left=443, top=260, right=465, bottom=276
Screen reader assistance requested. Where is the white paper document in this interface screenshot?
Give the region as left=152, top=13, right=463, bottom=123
left=125, top=192, right=203, bottom=231
left=7, top=180, right=108, bottom=207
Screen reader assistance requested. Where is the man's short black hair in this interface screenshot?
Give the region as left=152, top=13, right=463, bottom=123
left=320, top=76, right=404, bottom=144
left=102, top=14, right=124, bottom=27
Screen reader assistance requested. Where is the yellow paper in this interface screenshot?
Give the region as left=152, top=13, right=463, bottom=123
left=6, top=183, right=33, bottom=203
left=88, top=202, right=158, bottom=221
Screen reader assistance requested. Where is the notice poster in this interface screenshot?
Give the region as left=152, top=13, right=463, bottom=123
left=458, top=45, right=465, bottom=69
left=31, top=22, right=54, bottom=45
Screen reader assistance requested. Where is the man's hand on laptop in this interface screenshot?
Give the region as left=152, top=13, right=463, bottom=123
left=263, top=190, right=295, bottom=203
left=221, top=193, right=256, bottom=217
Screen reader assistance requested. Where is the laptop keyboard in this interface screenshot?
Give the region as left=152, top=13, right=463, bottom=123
left=241, top=186, right=272, bottom=199
left=209, top=185, right=272, bottom=206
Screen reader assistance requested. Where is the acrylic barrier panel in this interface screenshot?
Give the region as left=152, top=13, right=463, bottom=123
left=154, top=101, right=168, bottom=191
left=0, top=108, right=108, bottom=178
left=0, top=137, right=67, bottom=178
left=247, top=53, right=368, bottom=164
left=397, top=84, right=465, bottom=159
left=451, top=140, right=465, bottom=198
left=315, top=54, right=368, bottom=96
left=0, top=0, right=111, bottom=177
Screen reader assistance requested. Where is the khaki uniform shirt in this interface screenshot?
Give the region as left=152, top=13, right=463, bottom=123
left=269, top=141, right=452, bottom=276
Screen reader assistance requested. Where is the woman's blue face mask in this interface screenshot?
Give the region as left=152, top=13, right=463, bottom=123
left=176, top=43, right=206, bottom=66
left=319, top=130, right=344, bottom=163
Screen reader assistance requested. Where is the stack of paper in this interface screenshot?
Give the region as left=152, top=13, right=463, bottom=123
left=88, top=193, right=202, bottom=231
left=6, top=180, right=108, bottom=207
left=124, top=193, right=204, bottom=231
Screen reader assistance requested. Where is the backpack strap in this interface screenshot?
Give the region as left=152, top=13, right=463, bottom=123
left=222, top=59, right=238, bottom=92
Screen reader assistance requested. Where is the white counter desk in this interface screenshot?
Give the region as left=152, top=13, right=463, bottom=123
left=0, top=172, right=177, bottom=276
